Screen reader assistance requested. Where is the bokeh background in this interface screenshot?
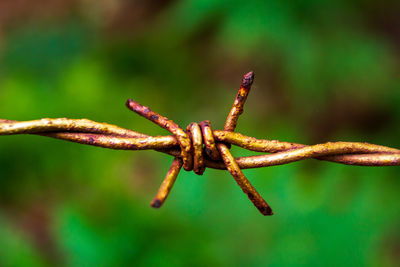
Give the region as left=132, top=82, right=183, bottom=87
left=0, top=0, right=400, bottom=266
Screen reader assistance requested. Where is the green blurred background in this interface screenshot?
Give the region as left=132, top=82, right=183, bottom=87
left=0, top=0, right=399, bottom=266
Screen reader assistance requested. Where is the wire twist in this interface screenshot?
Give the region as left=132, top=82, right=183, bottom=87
left=1, top=72, right=399, bottom=215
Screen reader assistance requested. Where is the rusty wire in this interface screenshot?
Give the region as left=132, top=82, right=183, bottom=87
left=1, top=72, right=400, bottom=216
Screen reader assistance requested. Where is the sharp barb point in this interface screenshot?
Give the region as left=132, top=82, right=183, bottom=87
left=151, top=199, right=162, bottom=208
left=242, top=71, right=255, bottom=88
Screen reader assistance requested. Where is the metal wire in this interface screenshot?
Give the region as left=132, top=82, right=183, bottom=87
left=1, top=72, right=399, bottom=215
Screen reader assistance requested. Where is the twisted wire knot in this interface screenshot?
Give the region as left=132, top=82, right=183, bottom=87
left=124, top=100, right=221, bottom=175
left=184, top=121, right=220, bottom=175
left=125, top=71, right=274, bottom=215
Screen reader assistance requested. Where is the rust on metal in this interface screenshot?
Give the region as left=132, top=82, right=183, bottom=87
left=150, top=157, right=183, bottom=208
left=186, top=123, right=205, bottom=175
left=217, top=71, right=273, bottom=215
left=217, top=143, right=273, bottom=215
left=224, top=71, right=254, bottom=132
left=126, top=99, right=193, bottom=171
left=199, top=120, right=220, bottom=160
left=1, top=72, right=399, bottom=216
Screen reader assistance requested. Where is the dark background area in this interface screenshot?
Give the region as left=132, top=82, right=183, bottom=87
left=0, top=0, right=399, bottom=266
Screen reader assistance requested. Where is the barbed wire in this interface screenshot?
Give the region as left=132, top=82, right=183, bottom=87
left=1, top=72, right=399, bottom=215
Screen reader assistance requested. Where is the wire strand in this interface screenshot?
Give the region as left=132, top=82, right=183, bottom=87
left=1, top=72, right=399, bottom=216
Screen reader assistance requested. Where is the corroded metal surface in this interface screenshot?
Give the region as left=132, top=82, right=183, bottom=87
left=186, top=123, right=205, bottom=175
left=126, top=99, right=193, bottom=171
left=1, top=72, right=399, bottom=216
left=150, top=158, right=183, bottom=208
left=217, top=71, right=272, bottom=215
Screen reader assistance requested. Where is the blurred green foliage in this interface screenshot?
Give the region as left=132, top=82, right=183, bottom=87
left=0, top=0, right=399, bottom=266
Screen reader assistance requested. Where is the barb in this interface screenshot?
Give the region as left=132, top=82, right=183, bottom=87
left=218, top=71, right=273, bottom=215
left=1, top=73, right=399, bottom=216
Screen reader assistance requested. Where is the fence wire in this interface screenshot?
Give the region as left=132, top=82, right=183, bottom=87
left=1, top=72, right=399, bottom=215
